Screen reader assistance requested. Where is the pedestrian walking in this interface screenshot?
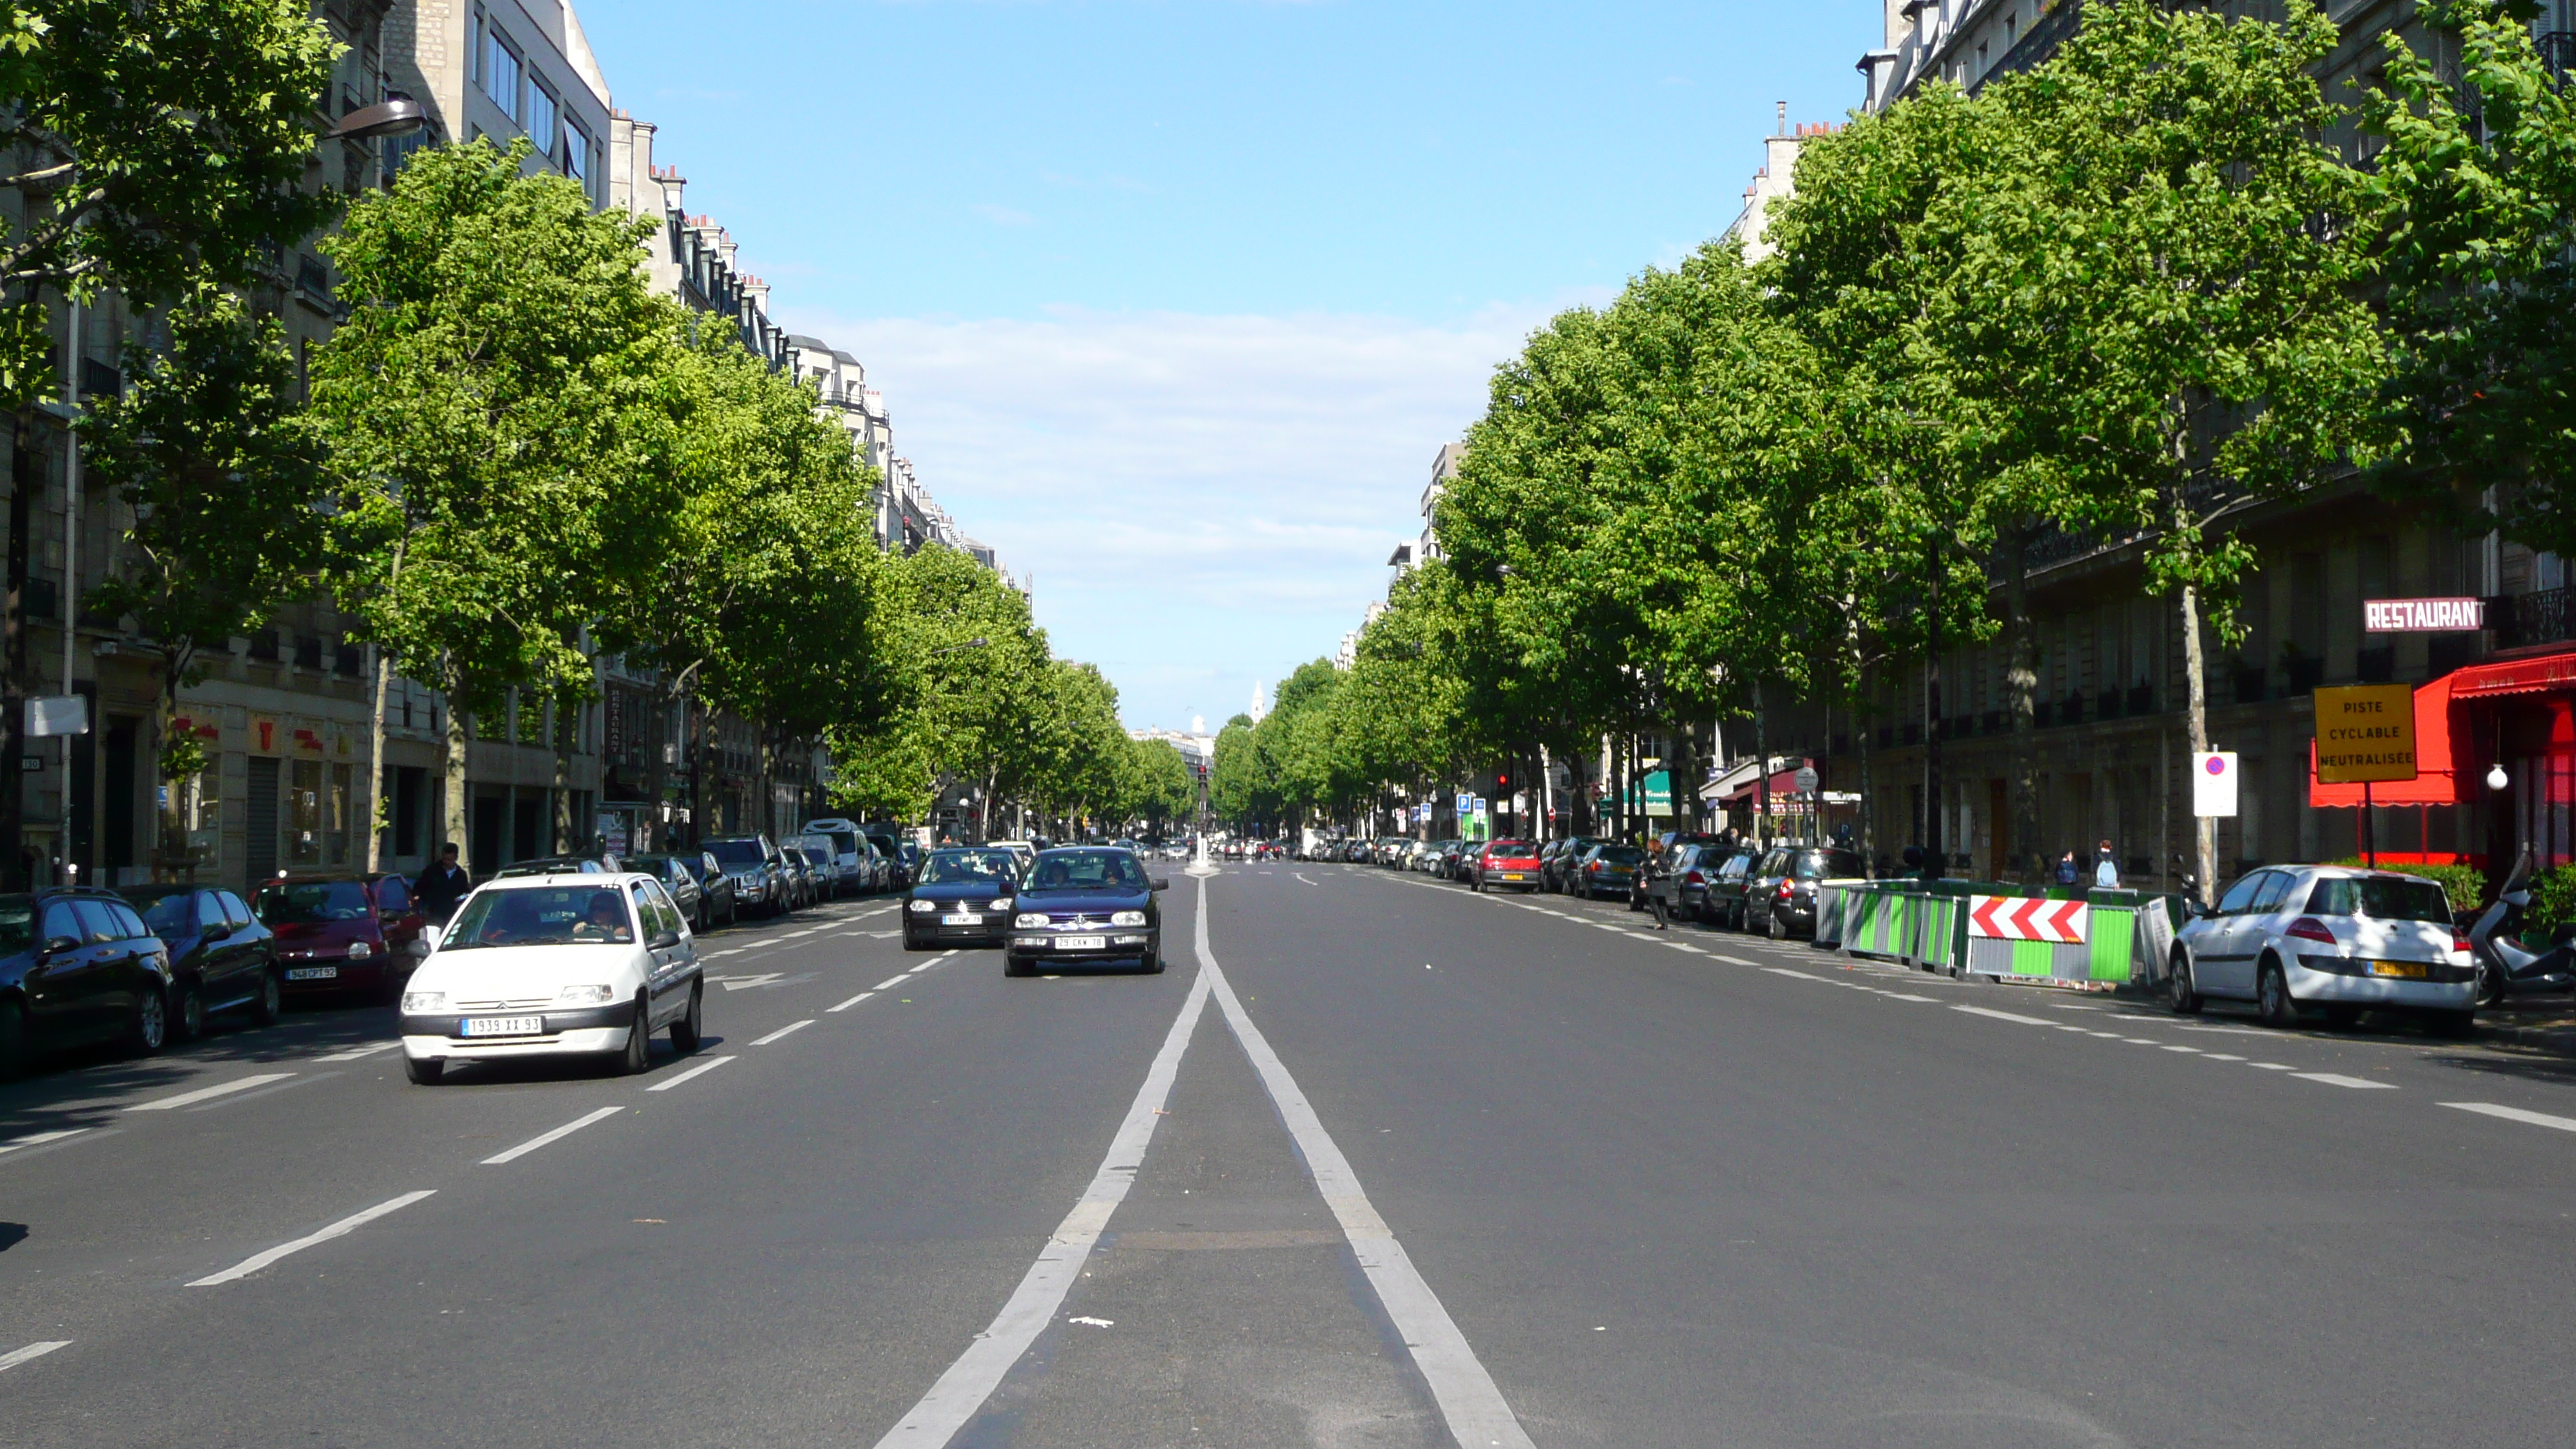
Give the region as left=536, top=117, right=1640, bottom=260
left=416, top=841, right=471, bottom=925
left=2054, top=849, right=2081, bottom=887
left=2093, top=841, right=2121, bottom=889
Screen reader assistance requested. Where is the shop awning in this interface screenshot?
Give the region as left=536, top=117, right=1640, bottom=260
left=1719, top=761, right=1812, bottom=807
left=2308, top=673, right=2461, bottom=807
left=2446, top=649, right=2576, bottom=699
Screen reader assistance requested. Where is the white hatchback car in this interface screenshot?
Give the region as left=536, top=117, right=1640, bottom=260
left=2170, top=864, right=2474, bottom=1034
left=398, top=872, right=704, bottom=1084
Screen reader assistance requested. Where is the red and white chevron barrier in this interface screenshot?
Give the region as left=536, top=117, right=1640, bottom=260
left=1968, top=895, right=2089, bottom=944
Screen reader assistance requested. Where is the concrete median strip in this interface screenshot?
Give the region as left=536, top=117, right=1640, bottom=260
left=190, top=1190, right=436, bottom=1286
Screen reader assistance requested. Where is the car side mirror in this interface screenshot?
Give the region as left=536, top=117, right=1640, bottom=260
left=652, top=928, right=681, bottom=950
left=41, top=935, right=78, bottom=957
left=1152, top=878, right=1170, bottom=892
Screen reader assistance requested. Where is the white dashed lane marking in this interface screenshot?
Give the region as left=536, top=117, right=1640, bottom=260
left=189, top=1190, right=437, bottom=1286
left=751, top=1019, right=814, bottom=1046
left=2293, top=1072, right=2397, bottom=1090
left=643, top=1055, right=735, bottom=1092
left=827, top=992, right=876, bottom=1012
left=0, top=1341, right=71, bottom=1373
left=2445, top=1101, right=2576, bottom=1132
left=0, top=1128, right=87, bottom=1157
left=312, top=1041, right=401, bottom=1063
left=129, top=1074, right=296, bottom=1111
left=483, top=1106, right=623, bottom=1165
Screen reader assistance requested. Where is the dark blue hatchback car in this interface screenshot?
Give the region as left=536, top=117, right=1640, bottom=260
left=1003, top=847, right=1168, bottom=977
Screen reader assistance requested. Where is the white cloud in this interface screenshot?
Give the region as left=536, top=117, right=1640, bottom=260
left=776, top=303, right=1593, bottom=729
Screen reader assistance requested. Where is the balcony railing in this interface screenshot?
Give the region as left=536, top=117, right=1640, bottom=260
left=2494, top=585, right=2576, bottom=651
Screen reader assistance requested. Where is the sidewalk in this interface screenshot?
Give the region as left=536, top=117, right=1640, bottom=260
left=2473, top=996, right=2576, bottom=1057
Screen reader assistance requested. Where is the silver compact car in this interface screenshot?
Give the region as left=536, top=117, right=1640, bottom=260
left=2170, top=865, right=2473, bottom=1034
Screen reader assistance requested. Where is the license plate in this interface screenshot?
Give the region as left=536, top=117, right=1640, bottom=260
left=283, top=966, right=339, bottom=981
left=2370, top=960, right=2431, bottom=979
left=940, top=913, right=983, bottom=926
left=1502, top=872, right=1526, bottom=880
left=1057, top=935, right=1106, bottom=951
left=461, top=1016, right=545, bottom=1037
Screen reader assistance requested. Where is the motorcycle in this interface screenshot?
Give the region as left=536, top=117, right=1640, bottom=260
left=2468, top=846, right=2576, bottom=1007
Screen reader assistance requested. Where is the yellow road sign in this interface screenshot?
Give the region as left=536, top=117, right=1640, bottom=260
left=2314, top=683, right=2417, bottom=784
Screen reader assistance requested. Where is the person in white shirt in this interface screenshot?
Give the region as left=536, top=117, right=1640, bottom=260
left=2093, top=841, right=2121, bottom=889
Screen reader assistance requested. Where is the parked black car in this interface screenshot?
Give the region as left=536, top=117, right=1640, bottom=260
left=1638, top=842, right=1729, bottom=925
left=1702, top=848, right=1764, bottom=929
left=1545, top=838, right=1609, bottom=894
left=0, top=889, right=177, bottom=1077
left=629, top=853, right=725, bottom=933
left=1571, top=844, right=1648, bottom=901
left=123, top=884, right=279, bottom=1041
left=1745, top=846, right=1869, bottom=938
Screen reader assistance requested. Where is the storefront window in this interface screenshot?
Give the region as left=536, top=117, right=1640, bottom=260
left=289, top=757, right=322, bottom=868
left=328, top=762, right=353, bottom=866
left=159, top=766, right=222, bottom=868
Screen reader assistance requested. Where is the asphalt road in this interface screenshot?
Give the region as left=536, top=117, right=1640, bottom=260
left=8, top=862, right=2576, bottom=1447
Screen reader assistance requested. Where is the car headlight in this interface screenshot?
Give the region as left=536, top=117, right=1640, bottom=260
left=400, top=991, right=446, bottom=1013
left=909, top=898, right=935, bottom=913
left=554, top=984, right=615, bottom=1005
left=1015, top=913, right=1050, bottom=929
left=1111, top=910, right=1147, bottom=927
left=347, top=940, right=372, bottom=959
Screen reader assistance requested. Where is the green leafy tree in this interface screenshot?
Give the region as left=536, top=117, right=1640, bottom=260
left=2363, top=0, right=2576, bottom=556
left=0, top=0, right=341, bottom=406
left=310, top=138, right=683, bottom=872
left=80, top=283, right=324, bottom=873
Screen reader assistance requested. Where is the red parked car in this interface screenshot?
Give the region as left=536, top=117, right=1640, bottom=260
left=1471, top=839, right=1544, bottom=893
left=251, top=873, right=428, bottom=1002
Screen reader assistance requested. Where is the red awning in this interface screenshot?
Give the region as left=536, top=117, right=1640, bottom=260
left=2309, top=673, right=2461, bottom=807
left=1719, top=760, right=1811, bottom=807
left=2447, top=649, right=2576, bottom=700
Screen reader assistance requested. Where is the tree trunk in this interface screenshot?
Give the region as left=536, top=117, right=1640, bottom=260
left=2178, top=575, right=2215, bottom=896
left=2006, top=523, right=2039, bottom=883
left=1752, top=679, right=1771, bottom=848
left=442, top=659, right=471, bottom=875
left=363, top=644, right=389, bottom=872
left=2, top=416, right=31, bottom=889
left=1669, top=718, right=1702, bottom=834
left=1857, top=663, right=1877, bottom=875
left=1923, top=543, right=1944, bottom=884
left=551, top=694, right=574, bottom=853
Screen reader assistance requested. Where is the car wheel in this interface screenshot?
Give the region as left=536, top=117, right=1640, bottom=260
left=249, top=968, right=283, bottom=1028
left=2168, top=952, right=2203, bottom=1015
left=405, top=1055, right=444, bottom=1085
left=0, top=999, right=26, bottom=1081
left=613, top=997, right=651, bottom=1075
left=1142, top=950, right=1165, bottom=975
left=695, top=903, right=711, bottom=934
left=172, top=981, right=206, bottom=1043
left=670, top=980, right=704, bottom=1053
left=2256, top=959, right=2300, bottom=1029
left=1768, top=906, right=1787, bottom=940
left=128, top=987, right=168, bottom=1056
left=1005, top=955, right=1035, bottom=978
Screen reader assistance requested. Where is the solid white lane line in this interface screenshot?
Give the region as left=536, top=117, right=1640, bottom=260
left=752, top=1019, right=814, bottom=1046
left=1954, top=1005, right=2056, bottom=1026
left=2444, top=1101, right=2576, bottom=1132
left=482, top=1106, right=624, bottom=1164
left=873, top=975, right=909, bottom=990
left=129, top=1074, right=296, bottom=1112
left=189, top=1190, right=436, bottom=1286
left=313, top=1041, right=401, bottom=1063
left=827, top=992, right=875, bottom=1013
left=870, top=942, right=1212, bottom=1449
left=2293, top=1072, right=2397, bottom=1090
left=1194, top=881, right=1535, bottom=1448
left=0, top=1128, right=87, bottom=1156
left=643, top=1055, right=735, bottom=1092
left=0, top=1341, right=70, bottom=1372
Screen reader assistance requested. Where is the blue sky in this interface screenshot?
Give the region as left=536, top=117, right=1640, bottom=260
left=582, top=1, right=1885, bottom=731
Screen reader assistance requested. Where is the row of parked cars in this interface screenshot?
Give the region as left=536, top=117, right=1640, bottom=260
left=1344, top=834, right=1868, bottom=939
left=0, top=818, right=935, bottom=1081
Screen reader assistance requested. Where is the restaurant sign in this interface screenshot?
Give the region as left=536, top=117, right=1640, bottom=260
left=2364, top=597, right=2485, bottom=632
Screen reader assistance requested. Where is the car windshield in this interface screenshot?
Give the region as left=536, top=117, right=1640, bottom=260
left=919, top=850, right=1016, bottom=884
left=255, top=880, right=372, bottom=924
left=446, top=886, right=635, bottom=948
left=815, top=829, right=859, bottom=856
left=706, top=840, right=766, bottom=867
left=126, top=887, right=199, bottom=938
left=2305, top=876, right=2451, bottom=923
left=1025, top=850, right=1149, bottom=892
left=802, top=848, right=831, bottom=866
left=1595, top=847, right=1646, bottom=865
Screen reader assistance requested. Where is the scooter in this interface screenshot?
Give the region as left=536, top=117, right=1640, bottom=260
left=2469, top=846, right=2576, bottom=1007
